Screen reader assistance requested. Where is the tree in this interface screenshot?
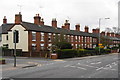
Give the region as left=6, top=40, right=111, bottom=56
left=56, top=42, right=72, bottom=49
left=52, top=33, right=72, bottom=49
left=100, top=36, right=112, bottom=48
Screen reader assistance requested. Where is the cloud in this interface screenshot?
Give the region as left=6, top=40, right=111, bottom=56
left=0, top=0, right=119, bottom=32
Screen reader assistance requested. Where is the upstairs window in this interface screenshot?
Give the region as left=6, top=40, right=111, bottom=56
left=32, top=32, right=36, bottom=41
left=71, top=36, right=74, bottom=42
left=75, top=36, right=77, bottom=42
left=48, top=33, right=52, bottom=42
left=41, top=32, right=44, bottom=41
left=81, top=36, right=83, bottom=42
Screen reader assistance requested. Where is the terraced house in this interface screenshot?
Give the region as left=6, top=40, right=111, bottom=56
left=1, top=12, right=120, bottom=57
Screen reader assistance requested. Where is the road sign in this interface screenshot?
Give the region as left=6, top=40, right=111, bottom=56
left=98, top=44, right=102, bottom=46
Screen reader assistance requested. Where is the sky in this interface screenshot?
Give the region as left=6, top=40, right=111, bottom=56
left=0, top=0, right=119, bottom=32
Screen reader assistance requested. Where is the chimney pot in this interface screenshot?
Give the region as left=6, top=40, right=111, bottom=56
left=107, top=32, right=111, bottom=37
left=15, top=12, right=22, bottom=24
left=95, top=28, right=100, bottom=33
left=75, top=24, right=80, bottom=31
left=34, top=14, right=41, bottom=25
left=40, top=18, right=44, bottom=25
left=52, top=18, right=57, bottom=28
left=101, top=31, right=105, bottom=36
left=64, top=20, right=70, bottom=30
left=85, top=26, right=89, bottom=33
left=111, top=32, right=115, bottom=37
left=3, top=16, right=7, bottom=24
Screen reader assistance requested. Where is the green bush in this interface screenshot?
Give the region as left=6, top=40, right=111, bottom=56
left=104, top=49, right=111, bottom=54
left=94, top=47, right=106, bottom=55
left=56, top=49, right=77, bottom=58
left=77, top=49, right=96, bottom=57
left=0, top=58, right=5, bottom=60
left=56, top=48, right=111, bottom=59
left=56, top=42, right=72, bottom=49
left=112, top=47, right=119, bottom=50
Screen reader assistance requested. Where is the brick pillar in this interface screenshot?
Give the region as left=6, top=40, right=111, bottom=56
left=34, top=14, right=41, bottom=25
left=64, top=20, right=70, bottom=30
left=75, top=24, right=80, bottom=31
left=15, top=12, right=22, bottom=24
left=3, top=16, right=7, bottom=24
left=52, top=18, right=57, bottom=28
left=40, top=18, right=44, bottom=25
left=85, top=26, right=89, bottom=33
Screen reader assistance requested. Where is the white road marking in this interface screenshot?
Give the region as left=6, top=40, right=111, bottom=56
left=103, top=68, right=117, bottom=71
left=70, top=66, right=76, bottom=68
left=91, top=62, right=101, bottom=64
left=112, top=62, right=117, bottom=66
left=77, top=67, right=87, bottom=70
left=77, top=63, right=98, bottom=68
left=106, top=64, right=112, bottom=68
left=96, top=67, right=103, bottom=71
left=82, top=64, right=98, bottom=68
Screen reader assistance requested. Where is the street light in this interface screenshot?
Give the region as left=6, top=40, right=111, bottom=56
left=98, top=18, right=110, bottom=54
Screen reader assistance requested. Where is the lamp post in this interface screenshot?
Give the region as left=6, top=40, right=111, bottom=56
left=98, top=18, right=110, bottom=54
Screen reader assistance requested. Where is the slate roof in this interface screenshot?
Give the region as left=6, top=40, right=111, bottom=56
left=1, top=23, right=14, bottom=34
left=1, top=21, right=120, bottom=41
left=21, top=22, right=97, bottom=37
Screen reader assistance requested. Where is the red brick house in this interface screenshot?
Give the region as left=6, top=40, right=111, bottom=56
left=1, top=13, right=120, bottom=57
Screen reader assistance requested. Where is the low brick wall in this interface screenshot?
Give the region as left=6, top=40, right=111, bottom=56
left=111, top=50, right=118, bottom=53
left=0, top=60, right=6, bottom=64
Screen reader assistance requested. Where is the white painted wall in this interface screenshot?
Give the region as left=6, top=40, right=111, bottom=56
left=1, top=34, right=8, bottom=45
left=2, top=25, right=28, bottom=51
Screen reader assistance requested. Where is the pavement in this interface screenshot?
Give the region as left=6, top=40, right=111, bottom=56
left=1, top=53, right=119, bottom=79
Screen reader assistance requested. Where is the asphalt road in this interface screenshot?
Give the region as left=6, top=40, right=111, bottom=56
left=2, top=53, right=119, bottom=79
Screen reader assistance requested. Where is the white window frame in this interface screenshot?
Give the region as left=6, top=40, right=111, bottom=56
left=41, top=32, right=44, bottom=41
left=32, top=31, right=36, bottom=41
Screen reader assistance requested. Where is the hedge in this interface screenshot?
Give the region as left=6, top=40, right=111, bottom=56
left=56, top=49, right=111, bottom=59
left=56, top=49, right=77, bottom=59
left=111, top=47, right=119, bottom=50
left=77, top=49, right=96, bottom=57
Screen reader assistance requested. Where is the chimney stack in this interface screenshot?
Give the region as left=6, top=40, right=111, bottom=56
left=111, top=32, right=115, bottom=37
left=3, top=16, right=7, bottom=24
left=64, top=20, right=70, bottom=30
left=115, top=34, right=119, bottom=38
left=84, top=26, right=89, bottom=33
left=34, top=14, right=41, bottom=25
left=92, top=29, right=96, bottom=33
left=101, top=31, right=105, bottom=36
left=52, top=18, right=57, bottom=28
left=40, top=18, right=44, bottom=25
left=95, top=28, right=100, bottom=33
left=75, top=24, right=80, bottom=31
left=107, top=32, right=111, bottom=37
left=15, top=12, right=22, bottom=24
left=62, top=24, right=65, bottom=28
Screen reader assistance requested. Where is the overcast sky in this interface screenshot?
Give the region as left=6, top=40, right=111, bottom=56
left=0, top=0, right=119, bottom=32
